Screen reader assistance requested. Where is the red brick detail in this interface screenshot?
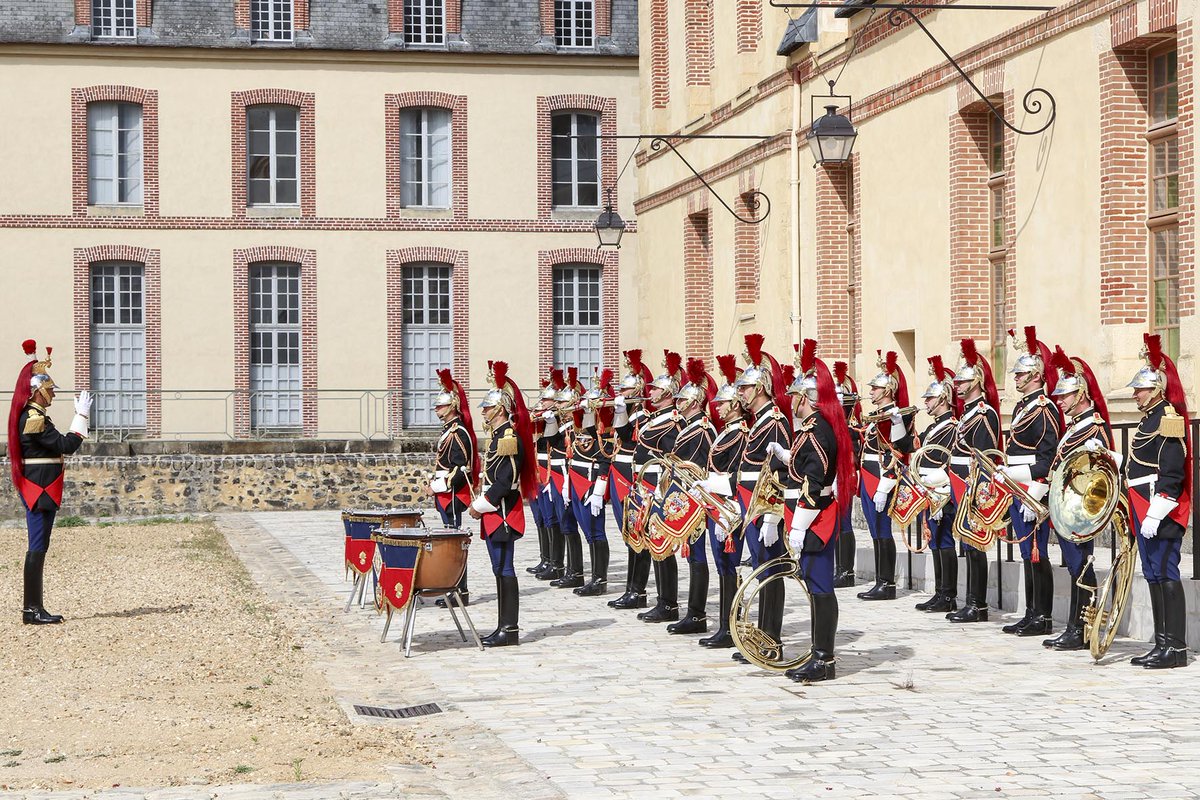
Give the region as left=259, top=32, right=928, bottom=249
left=234, top=0, right=309, bottom=32
left=737, top=0, right=762, bottom=53
left=684, top=210, right=714, bottom=366
left=685, top=0, right=714, bottom=87
left=384, top=92, right=468, bottom=219
left=74, top=0, right=90, bottom=25
left=597, top=0, right=612, bottom=37
left=231, top=89, right=316, bottom=218
left=536, top=94, right=617, bottom=219
left=1150, top=0, right=1177, bottom=33
left=138, top=0, right=152, bottom=26
left=1179, top=27, right=1195, bottom=318
left=733, top=195, right=761, bottom=305
left=385, top=247, right=469, bottom=434
left=957, top=65, right=1004, bottom=111
left=650, top=0, right=670, bottom=109
left=71, top=86, right=160, bottom=218
left=72, top=246, right=162, bottom=438
left=537, top=248, right=619, bottom=377
left=815, top=163, right=854, bottom=361
left=387, top=0, right=462, bottom=35
left=948, top=105, right=992, bottom=341
left=232, top=246, right=318, bottom=438
left=540, top=0, right=554, bottom=36
left=849, top=154, right=862, bottom=365
left=1110, top=3, right=1137, bottom=48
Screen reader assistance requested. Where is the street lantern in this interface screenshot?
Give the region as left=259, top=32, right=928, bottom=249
left=807, top=104, right=857, bottom=165
left=594, top=191, right=626, bottom=249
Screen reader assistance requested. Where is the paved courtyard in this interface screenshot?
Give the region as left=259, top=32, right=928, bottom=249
left=9, top=508, right=1200, bottom=799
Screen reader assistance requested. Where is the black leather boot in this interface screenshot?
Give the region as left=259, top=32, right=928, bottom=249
left=924, top=549, right=958, bottom=613
left=915, top=544, right=944, bottom=610
left=668, top=561, right=709, bottom=634
left=536, top=525, right=565, bottom=580
left=480, top=575, right=503, bottom=642
left=833, top=530, right=856, bottom=587
left=733, top=578, right=784, bottom=664
left=947, top=548, right=988, bottom=622
left=1003, top=560, right=1035, bottom=634
left=1132, top=582, right=1165, bottom=665
left=640, top=558, right=680, bottom=621
left=856, top=539, right=882, bottom=599
left=22, top=551, right=63, bottom=626
left=1019, top=559, right=1054, bottom=636
left=526, top=521, right=549, bottom=574
left=1143, top=580, right=1188, bottom=669
left=700, top=575, right=736, bottom=648
left=576, top=540, right=609, bottom=596
left=1045, top=579, right=1087, bottom=651
left=552, top=533, right=585, bottom=588
left=786, top=591, right=838, bottom=683
left=482, top=575, right=520, bottom=647
left=608, top=548, right=636, bottom=607
left=613, top=553, right=650, bottom=609
left=859, top=539, right=896, bottom=600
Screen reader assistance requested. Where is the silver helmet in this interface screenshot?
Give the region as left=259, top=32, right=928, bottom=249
left=1051, top=359, right=1086, bottom=397
left=735, top=335, right=773, bottom=395
left=922, top=356, right=955, bottom=405
left=787, top=370, right=818, bottom=402
left=1009, top=326, right=1046, bottom=377
left=479, top=362, right=514, bottom=411
left=867, top=350, right=899, bottom=395
left=651, top=351, right=683, bottom=394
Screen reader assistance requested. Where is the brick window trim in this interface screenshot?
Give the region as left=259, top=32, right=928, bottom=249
left=387, top=0, right=464, bottom=36
left=75, top=0, right=154, bottom=30
left=231, top=89, right=317, bottom=218
left=234, top=0, right=310, bottom=32
left=685, top=0, right=715, bottom=88
left=540, top=0, right=612, bottom=39
left=536, top=94, right=618, bottom=219
left=684, top=208, right=715, bottom=367
left=537, top=247, right=619, bottom=377
left=72, top=245, right=163, bottom=437
left=650, top=0, right=669, bottom=109
left=385, top=247, right=470, bottom=434
left=233, top=246, right=318, bottom=437
left=71, top=85, right=160, bottom=217
left=385, top=92, right=469, bottom=220
left=814, top=161, right=855, bottom=362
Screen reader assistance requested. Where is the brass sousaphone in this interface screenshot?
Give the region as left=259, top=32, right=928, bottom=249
left=1047, top=446, right=1136, bottom=660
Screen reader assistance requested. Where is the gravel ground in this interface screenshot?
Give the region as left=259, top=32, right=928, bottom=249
left=0, top=519, right=427, bottom=791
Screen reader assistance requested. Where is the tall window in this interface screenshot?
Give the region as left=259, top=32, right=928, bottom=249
left=91, top=262, right=146, bottom=433
left=553, top=265, right=602, bottom=376
left=92, top=0, right=135, bottom=38
left=247, top=105, right=299, bottom=206
left=402, top=265, right=453, bottom=427
left=551, top=112, right=599, bottom=208
left=1149, top=45, right=1180, bottom=359
left=251, top=0, right=293, bottom=42
left=249, top=263, right=302, bottom=430
left=88, top=102, right=143, bottom=205
left=404, top=0, right=445, bottom=45
left=555, top=0, right=595, bottom=48
left=400, top=108, right=451, bottom=208
left=987, top=110, right=1007, bottom=375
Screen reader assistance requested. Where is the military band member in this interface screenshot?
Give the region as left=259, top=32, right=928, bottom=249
left=914, top=356, right=959, bottom=613
left=997, top=327, right=1061, bottom=637
left=527, top=375, right=558, bottom=576
left=694, top=355, right=748, bottom=648
left=609, top=350, right=655, bottom=609
left=8, top=341, right=91, bottom=625
left=550, top=368, right=587, bottom=589
left=1125, top=334, right=1191, bottom=669
left=534, top=369, right=567, bottom=581
left=946, top=339, right=1002, bottom=623
left=664, top=358, right=718, bottom=634
left=429, top=368, right=478, bottom=606
left=777, top=340, right=856, bottom=683
left=1042, top=346, right=1114, bottom=651
left=832, top=361, right=862, bottom=588
left=634, top=351, right=684, bottom=622
left=856, top=351, right=915, bottom=601
left=570, top=370, right=616, bottom=596
left=469, top=361, right=537, bottom=647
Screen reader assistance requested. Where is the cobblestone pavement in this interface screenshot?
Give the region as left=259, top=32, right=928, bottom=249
left=9, top=509, right=1200, bottom=799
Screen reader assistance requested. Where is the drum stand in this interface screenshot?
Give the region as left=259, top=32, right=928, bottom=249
left=344, top=566, right=379, bottom=612
left=384, top=588, right=483, bottom=657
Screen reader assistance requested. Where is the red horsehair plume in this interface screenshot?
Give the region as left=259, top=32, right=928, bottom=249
left=625, top=348, right=643, bottom=373
left=929, top=355, right=947, bottom=383
left=1024, top=326, right=1040, bottom=358
left=716, top=354, right=739, bottom=385
left=1144, top=333, right=1165, bottom=371
left=960, top=338, right=979, bottom=366
left=22, top=339, right=36, bottom=356
left=492, top=361, right=509, bottom=390
left=598, top=368, right=614, bottom=394
left=46, top=346, right=52, bottom=357
left=833, top=361, right=849, bottom=384
left=1050, top=345, right=1075, bottom=376
left=437, top=368, right=455, bottom=393
left=567, top=366, right=578, bottom=390
left=550, top=368, right=565, bottom=390
left=799, top=339, right=817, bottom=374
left=686, top=357, right=707, bottom=389
left=780, top=364, right=796, bottom=387
left=744, top=333, right=765, bottom=366
left=885, top=350, right=898, bottom=376
left=664, top=350, right=682, bottom=379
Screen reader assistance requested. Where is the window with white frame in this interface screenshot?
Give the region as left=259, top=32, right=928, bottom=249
left=555, top=0, right=594, bottom=48
left=91, top=262, right=146, bottom=433
left=551, top=112, right=599, bottom=208
left=402, top=264, right=453, bottom=427
left=553, top=265, right=602, bottom=377
left=251, top=0, right=293, bottom=42
left=92, top=0, right=136, bottom=38
left=88, top=102, right=143, bottom=205
left=400, top=108, right=451, bottom=208
left=247, top=105, right=299, bottom=206
left=249, top=263, right=302, bottom=430
left=404, top=0, right=446, bottom=45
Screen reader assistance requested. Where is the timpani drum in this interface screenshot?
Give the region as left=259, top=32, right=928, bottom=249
left=377, top=523, right=470, bottom=592
left=341, top=508, right=425, bottom=610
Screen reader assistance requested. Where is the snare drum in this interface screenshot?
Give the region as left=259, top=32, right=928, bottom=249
left=376, top=526, right=472, bottom=592
left=341, top=508, right=425, bottom=576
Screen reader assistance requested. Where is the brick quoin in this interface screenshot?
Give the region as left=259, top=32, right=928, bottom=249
left=71, top=86, right=160, bottom=217
left=948, top=103, right=993, bottom=342
left=733, top=182, right=761, bottom=305
left=72, top=246, right=163, bottom=438
left=231, top=89, right=317, bottom=219
left=388, top=0, right=463, bottom=35
left=1177, top=26, right=1195, bottom=317
left=536, top=94, right=617, bottom=219
left=232, top=246, right=318, bottom=438
left=72, top=0, right=154, bottom=27
left=685, top=0, right=714, bottom=87
left=737, top=0, right=762, bottom=53
left=384, top=92, right=468, bottom=219
left=385, top=247, right=469, bottom=434
left=815, top=162, right=853, bottom=362
left=650, top=0, right=669, bottom=109
left=537, top=248, right=620, bottom=377
left=234, top=0, right=309, bottom=33
left=684, top=209, right=714, bottom=367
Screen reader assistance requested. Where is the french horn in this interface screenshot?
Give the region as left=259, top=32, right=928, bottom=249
left=730, top=537, right=813, bottom=671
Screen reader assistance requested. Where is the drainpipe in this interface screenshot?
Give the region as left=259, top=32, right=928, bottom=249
left=789, top=64, right=802, bottom=344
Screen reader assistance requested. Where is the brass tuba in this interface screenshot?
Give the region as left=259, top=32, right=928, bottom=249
left=746, top=466, right=786, bottom=522
left=1077, top=497, right=1137, bottom=661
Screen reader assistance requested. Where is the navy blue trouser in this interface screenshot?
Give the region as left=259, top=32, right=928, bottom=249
left=24, top=502, right=56, bottom=554
left=486, top=537, right=516, bottom=577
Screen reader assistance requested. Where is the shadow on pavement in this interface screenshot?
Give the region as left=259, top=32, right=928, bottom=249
left=75, top=603, right=195, bottom=620
left=835, top=644, right=917, bottom=677
left=522, top=618, right=617, bottom=642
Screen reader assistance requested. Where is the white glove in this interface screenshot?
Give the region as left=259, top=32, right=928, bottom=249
left=766, top=441, right=791, bottom=465
left=788, top=527, right=804, bottom=553
left=430, top=477, right=449, bottom=494
left=471, top=496, right=498, bottom=514
left=999, top=463, right=1033, bottom=484
left=873, top=492, right=888, bottom=513
left=562, top=486, right=571, bottom=507
left=542, top=482, right=552, bottom=496
left=613, top=395, right=627, bottom=411
left=1020, top=503, right=1037, bottom=524
left=1140, top=517, right=1160, bottom=539
left=930, top=506, right=943, bottom=522
left=694, top=473, right=732, bottom=497
left=541, top=410, right=559, bottom=436
left=69, top=413, right=89, bottom=437
left=714, top=517, right=731, bottom=542
left=1142, top=496, right=1178, bottom=541
left=889, top=411, right=903, bottom=427
left=75, top=390, right=93, bottom=417
left=588, top=479, right=606, bottom=516
left=1083, top=438, right=1104, bottom=453
left=789, top=508, right=819, bottom=551
left=759, top=519, right=780, bottom=547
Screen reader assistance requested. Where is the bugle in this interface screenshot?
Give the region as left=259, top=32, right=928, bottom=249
left=861, top=405, right=918, bottom=426
left=661, top=456, right=743, bottom=543
left=746, top=466, right=786, bottom=522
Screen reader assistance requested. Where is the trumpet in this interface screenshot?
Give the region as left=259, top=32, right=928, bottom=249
left=861, top=405, right=918, bottom=425
left=888, top=444, right=953, bottom=550
left=746, top=466, right=785, bottom=522
left=970, top=448, right=1050, bottom=535
left=661, top=456, right=743, bottom=540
